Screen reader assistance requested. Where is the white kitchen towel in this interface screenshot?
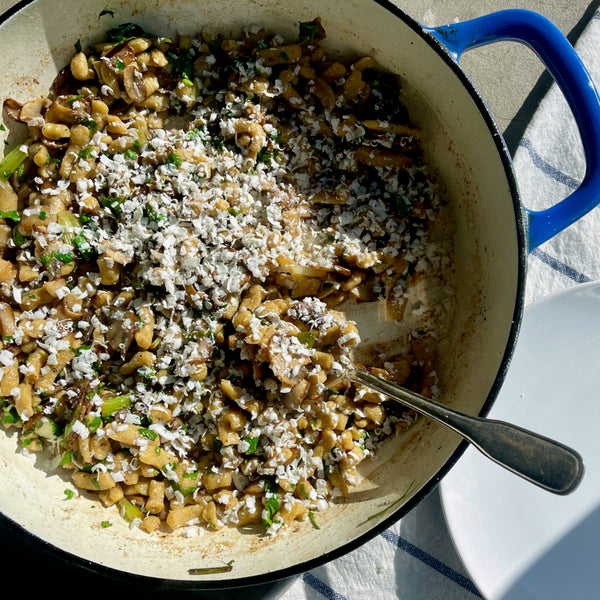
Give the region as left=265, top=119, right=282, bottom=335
left=278, top=8, right=600, bottom=600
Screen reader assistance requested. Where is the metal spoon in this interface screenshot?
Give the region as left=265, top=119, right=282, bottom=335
left=350, top=364, right=585, bottom=495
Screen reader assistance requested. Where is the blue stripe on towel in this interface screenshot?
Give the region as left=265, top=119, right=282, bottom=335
left=302, top=572, right=349, bottom=600
left=518, top=137, right=595, bottom=283
left=381, top=530, right=484, bottom=598
left=530, top=247, right=593, bottom=283
left=519, top=137, right=580, bottom=189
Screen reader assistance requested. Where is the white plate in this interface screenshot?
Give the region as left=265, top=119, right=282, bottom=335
left=440, top=282, right=600, bottom=600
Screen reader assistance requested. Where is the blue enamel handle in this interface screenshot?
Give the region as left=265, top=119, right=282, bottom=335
left=428, top=9, right=600, bottom=251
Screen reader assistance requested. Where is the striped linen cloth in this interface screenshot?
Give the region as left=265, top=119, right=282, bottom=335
left=279, top=9, right=600, bottom=600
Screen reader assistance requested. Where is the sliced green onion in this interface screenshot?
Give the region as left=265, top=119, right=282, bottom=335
left=0, top=145, right=27, bottom=180
left=308, top=511, right=320, bottom=529
left=117, top=497, right=144, bottom=522
left=57, top=210, right=81, bottom=244
left=100, top=394, right=131, bottom=418
left=297, top=330, right=318, bottom=348
left=188, top=564, right=233, bottom=575
left=35, top=417, right=62, bottom=439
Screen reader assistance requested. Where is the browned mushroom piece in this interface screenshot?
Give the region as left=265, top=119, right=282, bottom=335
left=19, top=97, right=52, bottom=125
left=45, top=95, right=90, bottom=125
left=122, top=64, right=148, bottom=104
left=101, top=41, right=136, bottom=72
left=41, top=137, right=69, bottom=150
left=267, top=332, right=311, bottom=387
left=106, top=309, right=137, bottom=357
left=3, top=98, right=23, bottom=122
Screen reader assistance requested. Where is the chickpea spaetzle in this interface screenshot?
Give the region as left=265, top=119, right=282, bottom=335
left=0, top=19, right=452, bottom=535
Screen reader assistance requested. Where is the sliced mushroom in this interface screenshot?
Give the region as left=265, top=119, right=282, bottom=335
left=19, top=97, right=52, bottom=125
left=45, top=95, right=90, bottom=125
left=3, top=98, right=23, bottom=122
left=267, top=332, right=311, bottom=387
left=101, top=41, right=136, bottom=72
left=106, top=309, right=137, bottom=357
left=122, top=64, right=148, bottom=104
left=41, top=137, right=69, bottom=150
left=50, top=66, right=81, bottom=98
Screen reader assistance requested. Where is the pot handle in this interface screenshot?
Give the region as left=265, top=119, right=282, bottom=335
left=428, top=9, right=600, bottom=251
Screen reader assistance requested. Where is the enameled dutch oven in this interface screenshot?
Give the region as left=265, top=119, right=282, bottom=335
left=1, top=0, right=600, bottom=594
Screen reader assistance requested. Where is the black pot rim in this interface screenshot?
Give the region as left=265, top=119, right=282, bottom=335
left=0, top=0, right=528, bottom=591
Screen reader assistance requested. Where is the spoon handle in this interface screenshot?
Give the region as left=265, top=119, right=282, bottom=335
left=351, top=366, right=585, bottom=495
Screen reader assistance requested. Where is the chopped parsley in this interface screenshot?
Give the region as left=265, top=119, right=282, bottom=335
left=0, top=210, right=20, bottom=223
left=77, top=146, right=92, bottom=160
left=99, top=195, right=124, bottom=217
left=391, top=192, right=413, bottom=219
left=262, top=481, right=280, bottom=527
left=299, top=20, right=320, bottom=41
left=105, top=22, right=154, bottom=43
left=166, top=152, right=183, bottom=167
left=124, top=148, right=138, bottom=161
left=242, top=436, right=259, bottom=454
left=81, top=117, right=97, bottom=132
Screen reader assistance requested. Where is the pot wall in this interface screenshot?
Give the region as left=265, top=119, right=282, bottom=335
left=0, top=0, right=523, bottom=585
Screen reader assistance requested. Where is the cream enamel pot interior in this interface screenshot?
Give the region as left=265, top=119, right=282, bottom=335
left=1, top=0, right=600, bottom=591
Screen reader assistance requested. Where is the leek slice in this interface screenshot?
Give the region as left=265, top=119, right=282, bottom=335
left=0, top=145, right=27, bottom=180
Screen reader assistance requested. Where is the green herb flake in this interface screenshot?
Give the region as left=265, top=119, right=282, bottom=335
left=308, top=511, right=320, bottom=529
left=242, top=436, right=259, bottom=454
left=124, top=148, right=138, bottom=161
left=105, top=22, right=154, bottom=43
left=297, top=330, right=318, bottom=348
left=81, top=117, right=98, bottom=133
left=262, top=481, right=280, bottom=527
left=115, top=58, right=125, bottom=74
left=0, top=210, right=20, bottom=223
left=77, top=147, right=92, bottom=160
left=99, top=195, right=124, bottom=217
left=101, top=520, right=112, bottom=528
left=166, top=152, right=183, bottom=167
left=63, top=489, right=75, bottom=500
left=72, top=231, right=94, bottom=261
left=299, top=20, right=320, bottom=41
left=12, top=227, right=28, bottom=248
left=256, top=147, right=273, bottom=164
left=58, top=452, right=72, bottom=467
left=1, top=404, right=20, bottom=426
left=145, top=203, right=167, bottom=225
left=210, top=135, right=225, bottom=153
left=52, top=251, right=74, bottom=263
left=212, top=438, right=223, bottom=454
left=391, top=192, right=413, bottom=219
left=138, top=427, right=158, bottom=441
